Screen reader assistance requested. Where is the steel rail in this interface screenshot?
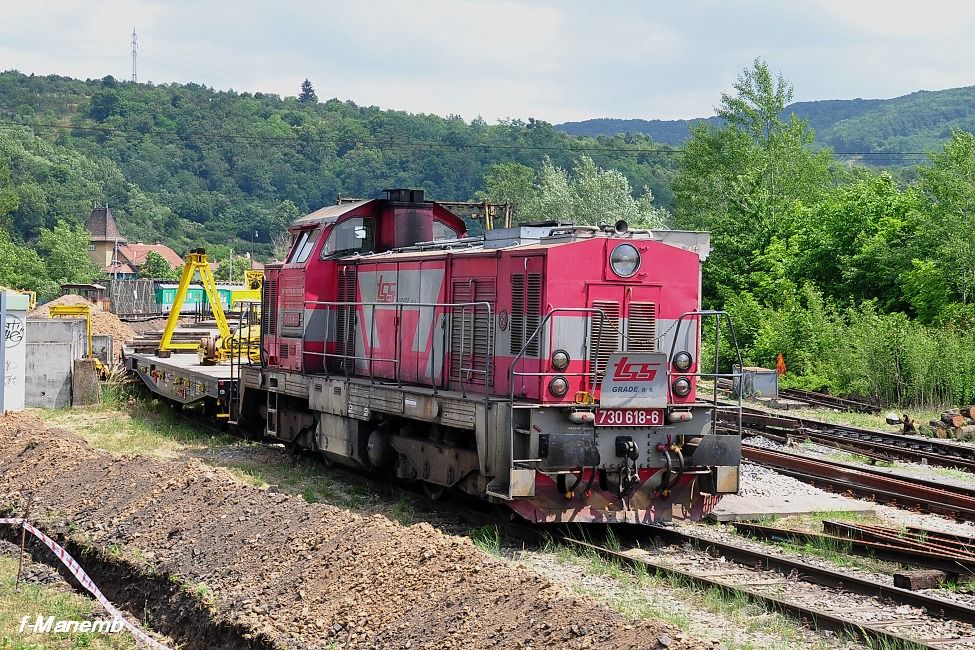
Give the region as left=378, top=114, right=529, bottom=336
left=779, top=387, right=881, bottom=413
left=750, top=441, right=975, bottom=500
left=721, top=402, right=975, bottom=472
left=731, top=521, right=975, bottom=575
left=800, top=427, right=975, bottom=473
left=823, top=521, right=975, bottom=564
left=742, top=446, right=975, bottom=520
left=564, top=537, right=934, bottom=649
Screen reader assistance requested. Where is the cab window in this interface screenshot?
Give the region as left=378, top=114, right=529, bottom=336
left=433, top=220, right=459, bottom=241
left=320, top=218, right=376, bottom=259
left=287, top=229, right=319, bottom=264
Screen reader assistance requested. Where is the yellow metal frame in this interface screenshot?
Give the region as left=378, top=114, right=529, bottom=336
left=158, top=250, right=232, bottom=351
left=230, top=270, right=264, bottom=309
left=49, top=305, right=94, bottom=357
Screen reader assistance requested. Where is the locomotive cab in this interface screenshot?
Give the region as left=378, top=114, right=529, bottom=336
left=263, top=189, right=467, bottom=373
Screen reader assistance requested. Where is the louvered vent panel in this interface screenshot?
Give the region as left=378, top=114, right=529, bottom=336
left=626, top=302, right=657, bottom=353
left=263, top=278, right=278, bottom=335
left=335, top=267, right=357, bottom=363
left=525, top=273, right=541, bottom=356
left=450, top=278, right=496, bottom=385
left=509, top=274, right=525, bottom=355
left=589, top=300, right=621, bottom=381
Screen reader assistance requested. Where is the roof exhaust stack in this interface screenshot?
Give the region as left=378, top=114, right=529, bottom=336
left=384, top=188, right=425, bottom=203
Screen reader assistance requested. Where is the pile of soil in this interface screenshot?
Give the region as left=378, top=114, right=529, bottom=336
left=31, top=295, right=136, bottom=362
left=0, top=413, right=706, bottom=650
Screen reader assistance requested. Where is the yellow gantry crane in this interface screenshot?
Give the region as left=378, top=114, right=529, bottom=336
left=157, top=249, right=231, bottom=357
left=157, top=249, right=261, bottom=365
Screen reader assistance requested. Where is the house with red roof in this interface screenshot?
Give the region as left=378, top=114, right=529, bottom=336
left=85, top=206, right=183, bottom=278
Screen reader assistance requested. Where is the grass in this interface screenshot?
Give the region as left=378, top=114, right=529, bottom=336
left=929, top=465, right=975, bottom=484
left=0, top=554, right=136, bottom=649
left=40, top=382, right=236, bottom=459
left=536, top=539, right=829, bottom=650
left=730, top=511, right=905, bottom=575
left=41, top=381, right=390, bottom=516
left=470, top=525, right=502, bottom=556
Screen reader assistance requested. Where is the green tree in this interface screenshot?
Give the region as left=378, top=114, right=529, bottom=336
left=37, top=221, right=99, bottom=285
left=475, top=162, right=535, bottom=221
left=0, top=229, right=56, bottom=298
left=88, top=88, right=124, bottom=121
left=138, top=251, right=179, bottom=279
left=516, top=156, right=670, bottom=227
left=674, top=58, right=833, bottom=301
left=298, top=79, right=317, bottom=103
left=789, top=171, right=920, bottom=311
left=915, top=130, right=975, bottom=305
left=0, top=161, right=19, bottom=225
left=213, top=252, right=247, bottom=282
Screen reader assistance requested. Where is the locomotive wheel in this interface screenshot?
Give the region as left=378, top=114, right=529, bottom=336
left=421, top=481, right=447, bottom=501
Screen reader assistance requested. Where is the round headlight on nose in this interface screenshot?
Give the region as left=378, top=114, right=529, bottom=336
left=672, top=377, right=692, bottom=397
left=610, top=243, right=640, bottom=278
left=552, top=349, right=570, bottom=371
left=549, top=376, right=569, bottom=397
left=673, top=351, right=693, bottom=372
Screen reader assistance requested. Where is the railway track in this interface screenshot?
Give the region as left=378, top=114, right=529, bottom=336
left=778, top=387, right=881, bottom=414
left=722, top=407, right=975, bottom=473
left=742, top=444, right=975, bottom=520
left=569, top=526, right=975, bottom=649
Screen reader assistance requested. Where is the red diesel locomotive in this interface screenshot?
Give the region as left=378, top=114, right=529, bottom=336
left=230, top=189, right=742, bottom=523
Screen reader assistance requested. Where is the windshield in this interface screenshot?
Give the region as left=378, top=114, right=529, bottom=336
left=287, top=229, right=319, bottom=264
left=320, top=217, right=375, bottom=259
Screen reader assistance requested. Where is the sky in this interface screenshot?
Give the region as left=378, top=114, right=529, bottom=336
left=3, top=0, right=974, bottom=123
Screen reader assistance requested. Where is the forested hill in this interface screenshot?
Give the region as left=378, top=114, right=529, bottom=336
left=0, top=71, right=676, bottom=255
left=557, top=85, right=975, bottom=155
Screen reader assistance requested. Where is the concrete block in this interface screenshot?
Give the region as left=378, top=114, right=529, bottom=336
left=27, top=319, right=86, bottom=360
left=25, top=318, right=88, bottom=409
left=71, top=358, right=101, bottom=406
left=25, top=342, right=73, bottom=408
left=710, top=493, right=876, bottom=522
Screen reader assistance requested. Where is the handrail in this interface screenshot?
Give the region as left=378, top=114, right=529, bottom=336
left=302, top=299, right=494, bottom=392
left=665, top=310, right=744, bottom=437
left=507, top=307, right=606, bottom=467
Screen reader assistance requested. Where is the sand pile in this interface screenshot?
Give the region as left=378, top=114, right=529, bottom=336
left=31, top=295, right=135, bottom=361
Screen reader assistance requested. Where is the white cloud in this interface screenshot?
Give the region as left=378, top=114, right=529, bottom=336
left=4, top=0, right=975, bottom=123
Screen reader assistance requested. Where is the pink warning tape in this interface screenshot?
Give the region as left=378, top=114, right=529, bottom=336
left=1, top=517, right=171, bottom=650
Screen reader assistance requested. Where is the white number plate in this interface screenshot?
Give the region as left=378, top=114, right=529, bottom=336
left=594, top=408, right=664, bottom=427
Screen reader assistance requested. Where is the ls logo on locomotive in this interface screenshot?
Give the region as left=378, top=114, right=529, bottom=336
left=377, top=275, right=397, bottom=303
left=611, top=356, right=659, bottom=382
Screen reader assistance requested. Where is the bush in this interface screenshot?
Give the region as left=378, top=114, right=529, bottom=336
left=715, top=286, right=975, bottom=408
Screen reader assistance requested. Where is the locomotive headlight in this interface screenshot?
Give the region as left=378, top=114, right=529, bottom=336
left=610, top=243, right=641, bottom=278
left=672, top=377, right=692, bottom=397
left=673, top=351, right=693, bottom=372
left=549, top=376, right=569, bottom=397
left=551, top=349, right=570, bottom=371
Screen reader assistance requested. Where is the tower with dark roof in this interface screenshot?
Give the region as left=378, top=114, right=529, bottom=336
left=84, top=206, right=128, bottom=269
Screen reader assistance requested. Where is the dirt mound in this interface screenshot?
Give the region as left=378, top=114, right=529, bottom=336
left=0, top=413, right=705, bottom=650
left=31, top=296, right=135, bottom=362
